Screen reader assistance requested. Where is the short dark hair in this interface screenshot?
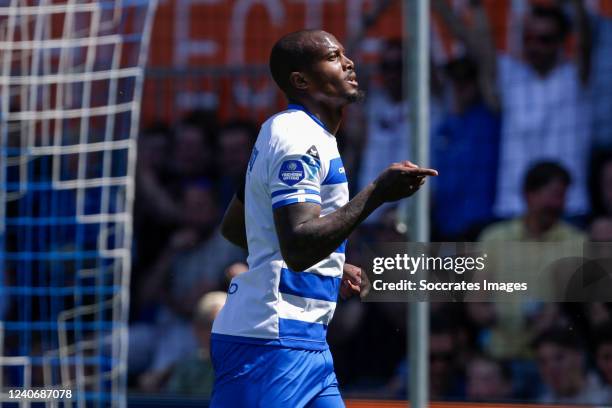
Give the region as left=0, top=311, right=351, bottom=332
left=523, top=161, right=571, bottom=193
left=445, top=56, right=478, bottom=83
left=269, top=30, right=325, bottom=97
left=529, top=5, right=571, bottom=40
left=380, top=38, right=403, bottom=71
left=532, top=327, right=584, bottom=351
left=174, top=111, right=219, bottom=152
left=383, top=37, right=403, bottom=50
left=141, top=122, right=172, bottom=139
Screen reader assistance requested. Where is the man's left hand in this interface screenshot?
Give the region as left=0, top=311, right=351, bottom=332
left=340, top=263, right=370, bottom=300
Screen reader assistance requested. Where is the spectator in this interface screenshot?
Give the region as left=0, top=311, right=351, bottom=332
left=357, top=39, right=408, bottom=181
left=465, top=354, right=512, bottom=402
left=166, top=291, right=227, bottom=396
left=181, top=109, right=220, bottom=145
left=431, top=56, right=500, bottom=240
left=480, top=161, right=585, bottom=242
left=129, top=181, right=245, bottom=391
left=133, top=124, right=181, bottom=318
left=594, top=324, right=612, bottom=399
left=428, top=318, right=465, bottom=400
left=533, top=327, right=608, bottom=404
left=480, top=159, right=583, bottom=247
left=139, top=181, right=244, bottom=317
left=138, top=123, right=172, bottom=177
left=385, top=313, right=465, bottom=400
left=590, top=217, right=612, bottom=241
left=434, top=0, right=592, bottom=219
left=167, top=118, right=215, bottom=190
left=356, top=39, right=410, bottom=223
left=216, top=119, right=258, bottom=208
left=479, top=162, right=585, bottom=358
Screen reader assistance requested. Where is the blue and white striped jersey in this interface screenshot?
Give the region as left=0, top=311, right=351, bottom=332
left=211, top=104, right=349, bottom=351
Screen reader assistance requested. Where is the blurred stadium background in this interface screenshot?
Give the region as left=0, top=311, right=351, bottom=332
left=2, top=0, right=612, bottom=407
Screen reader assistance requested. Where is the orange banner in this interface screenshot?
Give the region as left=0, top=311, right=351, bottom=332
left=141, top=0, right=610, bottom=125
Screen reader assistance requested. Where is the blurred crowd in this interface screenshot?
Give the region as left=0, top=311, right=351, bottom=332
left=126, top=0, right=612, bottom=404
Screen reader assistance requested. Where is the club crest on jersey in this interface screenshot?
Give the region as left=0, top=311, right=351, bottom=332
left=301, top=145, right=321, bottom=180
left=279, top=160, right=305, bottom=186
left=306, top=145, right=320, bottom=160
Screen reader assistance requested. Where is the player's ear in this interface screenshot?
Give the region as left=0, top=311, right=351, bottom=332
left=289, top=72, right=308, bottom=92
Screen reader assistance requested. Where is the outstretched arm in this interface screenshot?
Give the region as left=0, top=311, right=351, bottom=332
left=432, top=0, right=499, bottom=110
left=274, top=163, right=437, bottom=272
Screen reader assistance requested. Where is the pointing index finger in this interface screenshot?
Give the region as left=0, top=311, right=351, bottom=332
left=403, top=167, right=438, bottom=177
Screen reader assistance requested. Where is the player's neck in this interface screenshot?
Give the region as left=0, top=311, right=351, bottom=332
left=290, top=99, right=342, bottom=135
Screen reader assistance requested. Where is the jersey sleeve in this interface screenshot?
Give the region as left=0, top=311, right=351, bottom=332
left=268, top=141, right=326, bottom=210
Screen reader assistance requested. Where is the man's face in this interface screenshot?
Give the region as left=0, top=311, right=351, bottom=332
left=302, top=33, right=362, bottom=106
left=466, top=359, right=509, bottom=401
left=380, top=44, right=403, bottom=101
left=184, top=186, right=218, bottom=232
left=523, top=15, right=563, bottom=74
left=525, top=179, right=567, bottom=227
left=173, top=126, right=209, bottom=176
left=536, top=343, right=584, bottom=396
left=220, top=129, right=252, bottom=178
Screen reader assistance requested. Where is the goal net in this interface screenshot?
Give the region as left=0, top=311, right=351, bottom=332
left=0, top=0, right=157, bottom=406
